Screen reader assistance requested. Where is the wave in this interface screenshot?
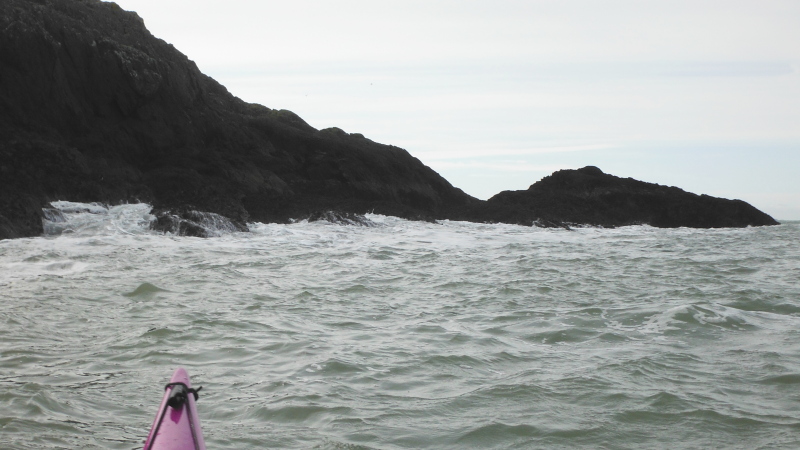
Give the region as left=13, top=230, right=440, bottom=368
left=43, top=201, right=154, bottom=236
left=37, top=201, right=658, bottom=241
left=41, top=201, right=246, bottom=238
left=636, top=302, right=799, bottom=335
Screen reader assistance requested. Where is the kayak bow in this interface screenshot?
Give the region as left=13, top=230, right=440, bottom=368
left=143, top=368, right=206, bottom=450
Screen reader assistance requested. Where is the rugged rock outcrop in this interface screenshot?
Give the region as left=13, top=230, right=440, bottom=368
left=0, top=0, right=477, bottom=238
left=472, top=166, right=778, bottom=228
left=0, top=0, right=778, bottom=239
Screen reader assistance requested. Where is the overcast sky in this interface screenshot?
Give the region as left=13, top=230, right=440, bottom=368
left=112, top=0, right=800, bottom=220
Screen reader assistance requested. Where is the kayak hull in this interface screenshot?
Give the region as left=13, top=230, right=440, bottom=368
left=143, top=368, right=206, bottom=450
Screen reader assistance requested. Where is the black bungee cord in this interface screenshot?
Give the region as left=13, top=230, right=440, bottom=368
left=145, top=382, right=204, bottom=450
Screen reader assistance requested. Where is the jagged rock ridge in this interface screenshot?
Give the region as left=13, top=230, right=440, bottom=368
left=0, top=0, right=477, bottom=238
left=475, top=166, right=778, bottom=228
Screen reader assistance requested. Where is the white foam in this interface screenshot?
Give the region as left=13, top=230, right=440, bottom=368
left=43, top=202, right=154, bottom=237
left=49, top=201, right=109, bottom=215
left=0, top=259, right=90, bottom=284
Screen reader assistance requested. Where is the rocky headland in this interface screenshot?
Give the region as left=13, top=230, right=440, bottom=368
left=0, top=0, right=778, bottom=239
left=474, top=166, right=777, bottom=229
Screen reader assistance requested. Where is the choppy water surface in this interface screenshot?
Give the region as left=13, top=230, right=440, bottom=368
left=1, top=204, right=799, bottom=449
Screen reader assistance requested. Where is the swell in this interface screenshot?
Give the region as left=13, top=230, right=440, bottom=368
left=1, top=220, right=799, bottom=448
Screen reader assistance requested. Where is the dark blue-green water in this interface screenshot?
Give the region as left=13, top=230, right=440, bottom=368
left=1, top=203, right=799, bottom=449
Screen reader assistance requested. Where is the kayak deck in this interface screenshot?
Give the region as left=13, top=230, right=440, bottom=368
left=143, top=368, right=206, bottom=450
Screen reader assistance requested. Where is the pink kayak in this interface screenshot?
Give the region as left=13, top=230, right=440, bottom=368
left=143, top=368, right=206, bottom=450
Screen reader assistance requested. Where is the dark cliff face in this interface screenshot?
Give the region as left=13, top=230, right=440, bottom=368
left=0, top=0, right=477, bottom=238
left=475, top=166, right=779, bottom=228
left=0, top=0, right=778, bottom=239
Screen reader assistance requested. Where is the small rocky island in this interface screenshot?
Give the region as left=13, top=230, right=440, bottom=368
left=0, top=0, right=778, bottom=239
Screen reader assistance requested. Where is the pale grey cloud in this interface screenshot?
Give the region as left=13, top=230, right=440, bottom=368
left=112, top=0, right=800, bottom=218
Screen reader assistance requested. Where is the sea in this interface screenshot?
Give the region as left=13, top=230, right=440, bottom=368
left=1, top=202, right=799, bottom=449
